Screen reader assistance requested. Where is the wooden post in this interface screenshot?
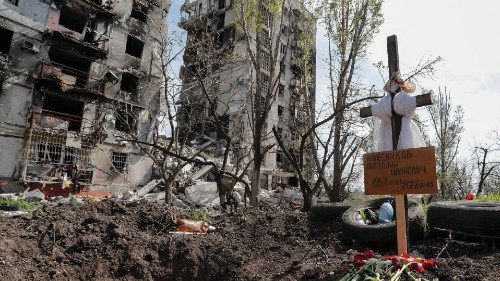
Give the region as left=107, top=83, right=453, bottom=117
left=387, top=35, right=409, bottom=255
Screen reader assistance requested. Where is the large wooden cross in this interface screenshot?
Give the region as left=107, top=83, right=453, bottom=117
left=360, top=35, right=435, bottom=255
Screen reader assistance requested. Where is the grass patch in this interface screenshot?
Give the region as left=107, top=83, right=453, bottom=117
left=0, top=197, right=38, bottom=211
left=476, top=192, right=500, bottom=202
left=188, top=206, right=209, bottom=221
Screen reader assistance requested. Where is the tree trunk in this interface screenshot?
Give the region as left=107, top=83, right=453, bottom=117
left=250, top=162, right=261, bottom=205
left=330, top=109, right=343, bottom=202
left=301, top=181, right=313, bottom=211
left=164, top=177, right=173, bottom=205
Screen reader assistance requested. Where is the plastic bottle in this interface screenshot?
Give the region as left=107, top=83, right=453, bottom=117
left=378, top=201, right=394, bottom=223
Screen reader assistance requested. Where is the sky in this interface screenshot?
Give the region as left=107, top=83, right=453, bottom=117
left=167, top=0, right=500, bottom=150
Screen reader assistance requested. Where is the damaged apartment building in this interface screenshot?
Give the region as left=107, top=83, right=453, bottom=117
left=0, top=0, right=171, bottom=192
left=178, top=0, right=316, bottom=189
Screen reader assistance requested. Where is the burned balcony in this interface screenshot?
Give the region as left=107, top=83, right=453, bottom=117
left=45, top=31, right=109, bottom=60
left=36, top=60, right=105, bottom=96
left=52, top=0, right=114, bottom=16
left=46, top=3, right=110, bottom=60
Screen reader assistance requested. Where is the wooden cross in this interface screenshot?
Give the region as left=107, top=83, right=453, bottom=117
left=360, top=35, right=435, bottom=255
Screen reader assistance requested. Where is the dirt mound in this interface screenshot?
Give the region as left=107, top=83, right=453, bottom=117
left=0, top=201, right=498, bottom=280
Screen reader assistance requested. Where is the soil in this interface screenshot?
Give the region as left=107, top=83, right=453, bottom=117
left=0, top=201, right=498, bottom=280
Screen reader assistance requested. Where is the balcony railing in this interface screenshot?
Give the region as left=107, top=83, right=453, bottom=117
left=22, top=109, right=95, bottom=182
left=37, top=60, right=104, bottom=95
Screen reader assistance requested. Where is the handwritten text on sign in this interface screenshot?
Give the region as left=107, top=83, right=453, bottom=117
left=363, top=146, right=438, bottom=195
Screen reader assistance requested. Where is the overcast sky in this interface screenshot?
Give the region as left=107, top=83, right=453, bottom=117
left=167, top=0, right=500, bottom=150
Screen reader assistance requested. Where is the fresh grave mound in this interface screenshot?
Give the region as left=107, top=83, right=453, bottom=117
left=0, top=200, right=499, bottom=280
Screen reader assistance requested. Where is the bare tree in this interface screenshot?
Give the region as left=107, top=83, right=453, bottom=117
left=473, top=143, right=499, bottom=196
left=314, top=0, right=384, bottom=202
left=234, top=0, right=292, bottom=204
left=426, top=87, right=464, bottom=199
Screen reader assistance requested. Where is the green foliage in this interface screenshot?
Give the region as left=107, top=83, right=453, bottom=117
left=476, top=192, right=500, bottom=202
left=68, top=193, right=76, bottom=203
left=339, top=258, right=393, bottom=281
left=236, top=214, right=249, bottom=224
left=188, top=206, right=209, bottom=221
left=0, top=198, right=38, bottom=211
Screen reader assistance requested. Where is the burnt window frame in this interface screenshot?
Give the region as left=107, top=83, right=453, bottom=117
left=130, top=1, right=148, bottom=23
left=125, top=35, right=144, bottom=59
left=5, top=0, right=19, bottom=6
left=0, top=27, right=14, bottom=55
left=115, top=103, right=137, bottom=134
left=120, top=72, right=139, bottom=94
left=58, top=5, right=87, bottom=34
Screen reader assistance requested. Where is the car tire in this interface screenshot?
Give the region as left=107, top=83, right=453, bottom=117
left=341, top=197, right=426, bottom=250
left=310, top=202, right=355, bottom=221
left=427, top=201, right=500, bottom=238
left=0, top=205, right=20, bottom=211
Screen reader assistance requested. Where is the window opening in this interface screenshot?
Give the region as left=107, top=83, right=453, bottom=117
left=112, top=152, right=128, bottom=171
left=115, top=103, right=137, bottom=133
left=59, top=6, right=87, bottom=34
left=130, top=1, right=148, bottom=23
left=0, top=27, right=13, bottom=55
left=125, top=35, right=144, bottom=59
left=120, top=72, right=139, bottom=94
left=42, top=94, right=84, bottom=131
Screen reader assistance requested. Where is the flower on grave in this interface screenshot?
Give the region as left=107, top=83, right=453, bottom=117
left=466, top=192, right=474, bottom=200
left=384, top=253, right=436, bottom=273
left=353, top=249, right=375, bottom=267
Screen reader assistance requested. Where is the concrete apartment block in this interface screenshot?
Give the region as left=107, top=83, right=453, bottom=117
left=178, top=0, right=316, bottom=189
left=0, top=0, right=170, bottom=191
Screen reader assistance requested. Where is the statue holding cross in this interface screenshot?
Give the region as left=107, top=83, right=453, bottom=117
left=360, top=35, right=438, bottom=255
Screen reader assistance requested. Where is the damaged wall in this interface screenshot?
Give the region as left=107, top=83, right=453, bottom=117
left=0, top=0, right=171, bottom=189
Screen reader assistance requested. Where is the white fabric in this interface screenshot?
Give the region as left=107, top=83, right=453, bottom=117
left=371, top=95, right=393, bottom=152
left=371, top=92, right=425, bottom=152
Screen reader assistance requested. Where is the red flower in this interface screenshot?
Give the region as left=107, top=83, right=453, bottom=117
left=353, top=249, right=375, bottom=266
left=363, top=249, right=374, bottom=258
left=466, top=192, right=474, bottom=200
left=423, top=258, right=436, bottom=268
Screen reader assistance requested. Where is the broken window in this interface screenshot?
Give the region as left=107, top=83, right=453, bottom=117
left=48, top=48, right=91, bottom=87
left=120, top=72, right=139, bottom=94
left=42, top=94, right=84, bottom=131
left=36, top=142, right=63, bottom=164
left=125, top=35, right=144, bottom=59
left=5, top=0, right=19, bottom=6
left=278, top=84, right=284, bottom=96
left=115, top=103, right=137, bottom=133
left=0, top=27, right=13, bottom=55
left=276, top=150, right=283, bottom=163
left=59, top=6, right=87, bottom=34
left=112, top=152, right=128, bottom=171
left=130, top=1, right=148, bottom=23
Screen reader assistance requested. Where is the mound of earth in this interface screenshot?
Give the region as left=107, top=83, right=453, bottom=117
left=0, top=201, right=498, bottom=280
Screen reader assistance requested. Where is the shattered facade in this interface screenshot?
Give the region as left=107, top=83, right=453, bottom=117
left=178, top=0, right=316, bottom=189
left=0, top=0, right=171, bottom=189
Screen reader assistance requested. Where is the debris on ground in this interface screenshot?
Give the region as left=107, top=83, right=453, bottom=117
left=0, top=201, right=497, bottom=280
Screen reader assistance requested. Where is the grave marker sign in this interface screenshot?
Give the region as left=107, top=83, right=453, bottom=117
left=360, top=35, right=438, bottom=255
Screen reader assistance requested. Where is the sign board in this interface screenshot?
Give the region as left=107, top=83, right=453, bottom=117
left=363, top=146, right=438, bottom=195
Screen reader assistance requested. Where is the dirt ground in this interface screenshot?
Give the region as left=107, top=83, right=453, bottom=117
left=0, top=201, right=498, bottom=280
